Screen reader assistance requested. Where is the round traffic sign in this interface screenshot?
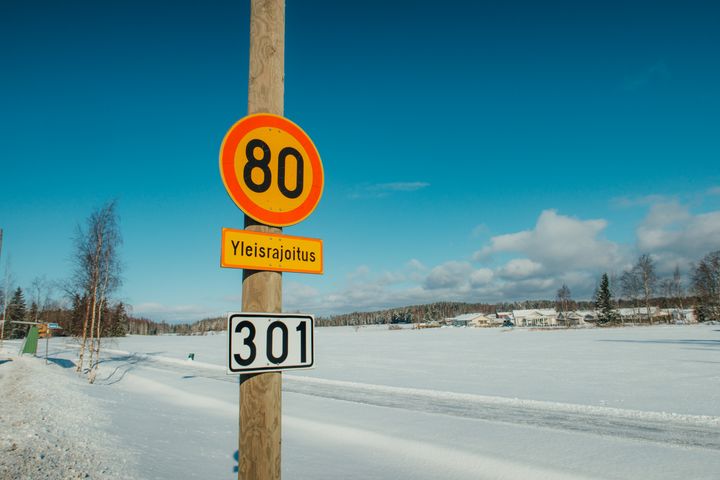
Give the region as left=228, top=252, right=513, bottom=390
left=219, top=114, right=324, bottom=227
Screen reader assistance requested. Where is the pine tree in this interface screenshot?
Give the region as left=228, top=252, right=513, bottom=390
left=595, top=273, right=618, bottom=325
left=692, top=250, right=720, bottom=322
left=109, top=302, right=128, bottom=337
left=7, top=287, right=28, bottom=338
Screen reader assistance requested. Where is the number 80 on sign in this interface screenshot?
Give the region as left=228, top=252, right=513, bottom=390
left=227, top=313, right=314, bottom=374
left=219, top=114, right=324, bottom=227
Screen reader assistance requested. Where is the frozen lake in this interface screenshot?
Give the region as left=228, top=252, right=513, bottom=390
left=2, top=324, right=719, bottom=479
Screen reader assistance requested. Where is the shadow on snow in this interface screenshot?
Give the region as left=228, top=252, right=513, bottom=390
left=599, top=339, right=720, bottom=347
left=47, top=357, right=76, bottom=369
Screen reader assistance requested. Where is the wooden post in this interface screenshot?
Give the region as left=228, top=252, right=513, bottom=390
left=240, top=1, right=284, bottom=479
left=0, top=228, right=5, bottom=346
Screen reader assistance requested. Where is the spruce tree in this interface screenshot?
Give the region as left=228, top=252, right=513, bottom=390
left=595, top=273, right=618, bottom=325
left=692, top=250, right=720, bottom=322
left=7, top=287, right=28, bottom=338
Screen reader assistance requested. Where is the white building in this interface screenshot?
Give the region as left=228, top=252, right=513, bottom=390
left=552, top=310, right=599, bottom=326
left=617, top=307, right=663, bottom=322
left=448, top=313, right=497, bottom=327
left=511, top=309, right=558, bottom=327
left=660, top=308, right=696, bottom=323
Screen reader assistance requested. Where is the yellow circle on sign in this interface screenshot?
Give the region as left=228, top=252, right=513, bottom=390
left=219, top=114, right=324, bottom=226
left=235, top=126, right=314, bottom=213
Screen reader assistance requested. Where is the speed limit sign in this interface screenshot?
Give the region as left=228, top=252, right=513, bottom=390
left=219, top=114, right=324, bottom=227
left=227, top=312, right=314, bottom=374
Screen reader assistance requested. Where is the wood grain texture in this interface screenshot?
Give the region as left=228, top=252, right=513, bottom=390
left=239, top=371, right=282, bottom=479
left=240, top=1, right=285, bottom=479
left=247, top=0, right=284, bottom=116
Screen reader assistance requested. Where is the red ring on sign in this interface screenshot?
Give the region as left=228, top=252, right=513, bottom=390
left=219, top=114, right=324, bottom=226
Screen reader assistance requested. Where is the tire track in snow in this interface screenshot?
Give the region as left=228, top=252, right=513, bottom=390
left=93, top=347, right=720, bottom=451
left=283, top=376, right=720, bottom=451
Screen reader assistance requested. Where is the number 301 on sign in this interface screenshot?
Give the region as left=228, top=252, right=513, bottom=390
left=227, top=312, right=314, bottom=374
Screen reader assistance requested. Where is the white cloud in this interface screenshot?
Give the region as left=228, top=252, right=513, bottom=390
left=347, top=265, right=371, bottom=283
left=497, top=277, right=557, bottom=298
left=475, top=209, right=622, bottom=272
left=421, top=262, right=491, bottom=294
left=498, top=258, right=543, bottom=279
left=405, top=259, right=428, bottom=282
left=283, top=282, right=321, bottom=312
left=636, top=202, right=691, bottom=251
left=636, top=201, right=720, bottom=272
left=707, top=186, right=720, bottom=196
left=424, top=261, right=473, bottom=290
left=279, top=210, right=627, bottom=314
left=470, top=268, right=494, bottom=286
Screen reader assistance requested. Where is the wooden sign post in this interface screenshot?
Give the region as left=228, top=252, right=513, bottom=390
left=241, top=1, right=284, bottom=478
left=224, top=2, right=322, bottom=477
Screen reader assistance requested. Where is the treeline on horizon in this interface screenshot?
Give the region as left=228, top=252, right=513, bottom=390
left=0, top=291, right=710, bottom=338
left=108, top=294, right=706, bottom=335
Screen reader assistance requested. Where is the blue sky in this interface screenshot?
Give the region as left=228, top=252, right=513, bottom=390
left=2, top=0, right=719, bottom=321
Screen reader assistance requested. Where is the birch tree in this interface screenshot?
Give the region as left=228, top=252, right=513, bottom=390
left=73, top=201, right=122, bottom=376
left=0, top=259, right=12, bottom=341
left=672, top=265, right=685, bottom=312
left=635, top=254, right=657, bottom=324
left=556, top=284, right=572, bottom=325
left=620, top=269, right=642, bottom=321
left=89, top=221, right=121, bottom=383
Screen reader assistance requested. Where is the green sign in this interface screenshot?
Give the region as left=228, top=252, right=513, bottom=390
left=21, top=326, right=39, bottom=355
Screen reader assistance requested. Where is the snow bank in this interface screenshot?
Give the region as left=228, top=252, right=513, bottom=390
left=0, top=354, right=136, bottom=479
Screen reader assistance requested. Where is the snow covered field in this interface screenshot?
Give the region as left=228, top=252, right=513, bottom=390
left=1, top=324, right=719, bottom=479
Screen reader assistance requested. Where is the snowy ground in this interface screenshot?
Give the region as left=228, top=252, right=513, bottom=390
left=1, top=324, right=719, bottom=479
left=0, top=346, right=136, bottom=479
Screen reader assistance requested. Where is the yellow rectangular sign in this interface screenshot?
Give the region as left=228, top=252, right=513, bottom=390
left=221, top=228, right=323, bottom=274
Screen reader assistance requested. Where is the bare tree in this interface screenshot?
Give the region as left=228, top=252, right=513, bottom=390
left=608, top=271, right=621, bottom=309
left=659, top=278, right=674, bottom=303
left=29, top=276, right=53, bottom=323
left=89, top=219, right=122, bottom=383
left=73, top=201, right=122, bottom=377
left=1, top=229, right=6, bottom=343
left=556, top=284, right=572, bottom=325
left=656, top=266, right=686, bottom=323
left=0, top=258, right=13, bottom=342
left=672, top=265, right=685, bottom=312
left=620, top=269, right=642, bottom=322
left=635, top=254, right=657, bottom=324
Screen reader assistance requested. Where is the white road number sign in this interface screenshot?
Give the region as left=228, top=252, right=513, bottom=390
left=227, top=312, right=314, bottom=374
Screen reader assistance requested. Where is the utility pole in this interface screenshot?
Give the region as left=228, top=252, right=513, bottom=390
left=0, top=228, right=5, bottom=346
left=240, top=1, right=284, bottom=479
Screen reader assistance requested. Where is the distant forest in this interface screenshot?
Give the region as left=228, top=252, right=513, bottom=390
left=0, top=294, right=707, bottom=338
left=118, top=295, right=698, bottom=335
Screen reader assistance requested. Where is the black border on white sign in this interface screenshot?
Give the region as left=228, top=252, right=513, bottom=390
left=226, top=312, right=315, bottom=374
